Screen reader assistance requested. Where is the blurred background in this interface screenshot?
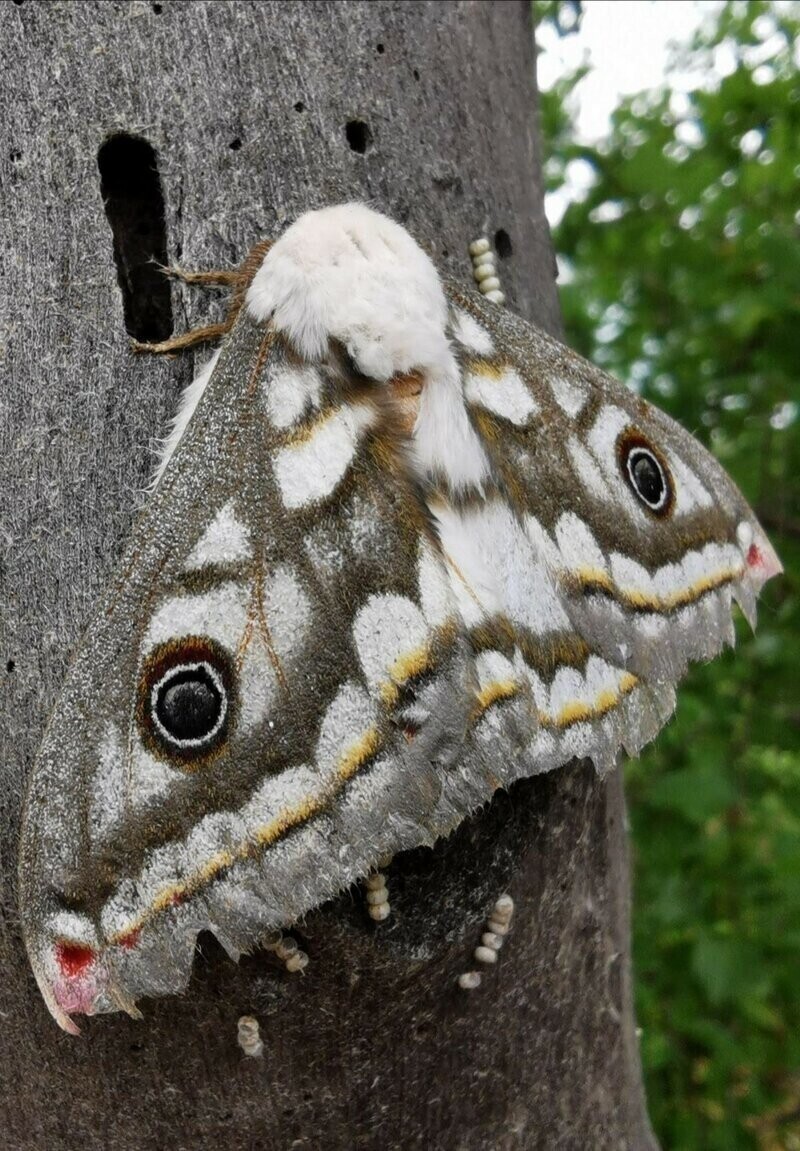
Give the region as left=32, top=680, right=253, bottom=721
left=536, top=2, right=799, bottom=1148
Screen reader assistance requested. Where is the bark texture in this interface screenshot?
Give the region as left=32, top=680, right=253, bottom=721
left=0, top=3, right=657, bottom=1148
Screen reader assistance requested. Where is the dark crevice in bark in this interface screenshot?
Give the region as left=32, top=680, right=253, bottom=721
left=97, top=133, right=172, bottom=342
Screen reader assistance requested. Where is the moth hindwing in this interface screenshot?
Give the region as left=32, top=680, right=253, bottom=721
left=19, top=203, right=780, bottom=1032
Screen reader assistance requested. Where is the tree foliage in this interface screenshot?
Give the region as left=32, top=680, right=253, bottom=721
left=537, top=4, right=800, bottom=1148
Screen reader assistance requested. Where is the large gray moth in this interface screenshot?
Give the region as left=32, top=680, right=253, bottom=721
left=19, top=203, right=781, bottom=1033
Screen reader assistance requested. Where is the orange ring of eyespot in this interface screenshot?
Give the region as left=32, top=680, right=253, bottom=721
left=617, top=428, right=675, bottom=517
left=135, top=635, right=236, bottom=768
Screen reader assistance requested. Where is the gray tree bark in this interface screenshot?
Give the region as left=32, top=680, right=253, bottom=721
left=0, top=2, right=657, bottom=1148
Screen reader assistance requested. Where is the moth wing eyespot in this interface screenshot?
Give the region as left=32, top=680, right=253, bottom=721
left=136, top=636, right=236, bottom=766
left=617, top=429, right=674, bottom=516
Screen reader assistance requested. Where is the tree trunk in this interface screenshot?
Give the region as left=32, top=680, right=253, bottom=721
left=0, top=2, right=657, bottom=1147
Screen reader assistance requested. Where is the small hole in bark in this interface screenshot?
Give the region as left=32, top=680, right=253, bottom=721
left=12, top=0, right=24, bottom=6
left=130, top=1041, right=144, bottom=1052
left=494, top=228, right=513, bottom=258
left=345, top=119, right=372, bottom=154
left=6, top=660, right=15, bottom=673
left=294, top=101, right=305, bottom=113
left=9, top=150, right=22, bottom=162
left=97, top=133, right=172, bottom=342
left=376, top=43, right=385, bottom=54
left=229, top=137, right=242, bottom=151
left=413, top=68, right=420, bottom=81
left=152, top=2, right=163, bottom=11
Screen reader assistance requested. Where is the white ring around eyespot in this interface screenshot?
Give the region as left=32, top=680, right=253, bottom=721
left=150, top=660, right=228, bottom=749
left=625, top=446, right=670, bottom=512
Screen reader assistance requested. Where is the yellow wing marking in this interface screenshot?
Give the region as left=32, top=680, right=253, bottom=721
left=473, top=671, right=639, bottom=731
left=336, top=727, right=383, bottom=783
left=474, top=679, right=520, bottom=717
left=545, top=672, right=638, bottom=729
left=379, top=643, right=432, bottom=706
left=280, top=404, right=339, bottom=446
left=573, top=563, right=744, bottom=613
left=465, top=358, right=512, bottom=381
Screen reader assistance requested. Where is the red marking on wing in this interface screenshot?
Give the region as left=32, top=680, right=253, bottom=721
left=55, top=941, right=95, bottom=979
left=118, top=928, right=141, bottom=950
left=747, top=543, right=764, bottom=569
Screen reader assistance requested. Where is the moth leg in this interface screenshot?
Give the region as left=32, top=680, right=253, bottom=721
left=456, top=893, right=515, bottom=990
left=133, top=240, right=275, bottom=356
left=131, top=321, right=232, bottom=356
left=158, top=264, right=240, bottom=288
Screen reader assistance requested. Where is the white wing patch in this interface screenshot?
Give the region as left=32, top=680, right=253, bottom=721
left=554, top=513, right=609, bottom=582
left=417, top=539, right=456, bottom=629
left=610, top=554, right=655, bottom=603
left=451, top=309, right=495, bottom=356
left=435, top=501, right=572, bottom=634
left=667, top=450, right=714, bottom=512
left=143, top=583, right=249, bottom=653
left=274, top=404, right=376, bottom=509
left=567, top=436, right=614, bottom=503
left=184, top=500, right=252, bottom=570
left=550, top=375, right=587, bottom=418
left=128, top=750, right=179, bottom=810
left=315, top=682, right=378, bottom=778
left=237, top=636, right=281, bottom=735
left=261, top=565, right=312, bottom=655
left=263, top=364, right=324, bottom=430
left=464, top=364, right=539, bottom=426
left=433, top=504, right=504, bottom=626
left=352, top=594, right=430, bottom=701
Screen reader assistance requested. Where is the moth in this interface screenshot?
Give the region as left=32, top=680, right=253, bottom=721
left=19, top=203, right=780, bottom=1034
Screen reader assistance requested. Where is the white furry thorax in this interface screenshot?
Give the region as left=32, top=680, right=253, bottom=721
left=246, top=204, right=451, bottom=379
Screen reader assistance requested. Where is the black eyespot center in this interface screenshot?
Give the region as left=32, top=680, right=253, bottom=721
left=154, top=663, right=225, bottom=745
left=618, top=431, right=674, bottom=515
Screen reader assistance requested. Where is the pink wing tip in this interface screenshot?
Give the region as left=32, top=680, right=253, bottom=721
left=747, top=534, right=783, bottom=583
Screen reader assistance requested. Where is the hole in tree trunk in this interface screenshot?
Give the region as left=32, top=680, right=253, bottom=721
left=494, top=228, right=513, bottom=258
left=97, top=133, right=172, bottom=342
left=345, top=120, right=373, bottom=154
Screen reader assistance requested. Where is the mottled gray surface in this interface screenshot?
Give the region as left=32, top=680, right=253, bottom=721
left=0, top=2, right=656, bottom=1148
